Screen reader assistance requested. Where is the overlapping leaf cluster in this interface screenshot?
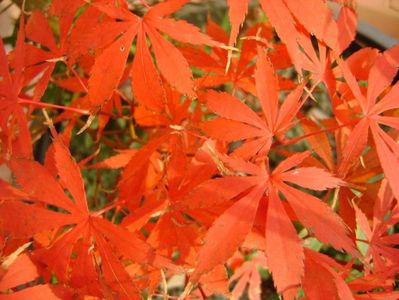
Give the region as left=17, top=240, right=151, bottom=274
left=0, top=0, right=399, bottom=299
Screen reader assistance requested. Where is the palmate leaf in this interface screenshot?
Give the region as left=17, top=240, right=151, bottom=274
left=24, top=0, right=83, bottom=99
left=202, top=48, right=305, bottom=159
left=257, top=0, right=356, bottom=97
left=282, top=0, right=356, bottom=53
left=354, top=179, right=399, bottom=275
left=117, top=83, right=204, bottom=209
left=337, top=45, right=399, bottom=200
left=0, top=17, right=32, bottom=160
left=300, top=116, right=383, bottom=235
left=259, top=0, right=356, bottom=69
left=0, top=137, right=175, bottom=298
left=191, top=150, right=352, bottom=297
left=126, top=141, right=218, bottom=265
left=84, top=0, right=221, bottom=111
left=2, top=0, right=399, bottom=298
left=182, top=22, right=279, bottom=95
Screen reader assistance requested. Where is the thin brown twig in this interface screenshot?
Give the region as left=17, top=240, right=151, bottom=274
left=198, top=284, right=208, bottom=300
left=273, top=119, right=358, bottom=148
left=18, top=98, right=121, bottom=118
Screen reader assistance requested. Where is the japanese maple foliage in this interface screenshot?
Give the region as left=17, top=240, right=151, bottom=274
left=0, top=0, right=399, bottom=299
